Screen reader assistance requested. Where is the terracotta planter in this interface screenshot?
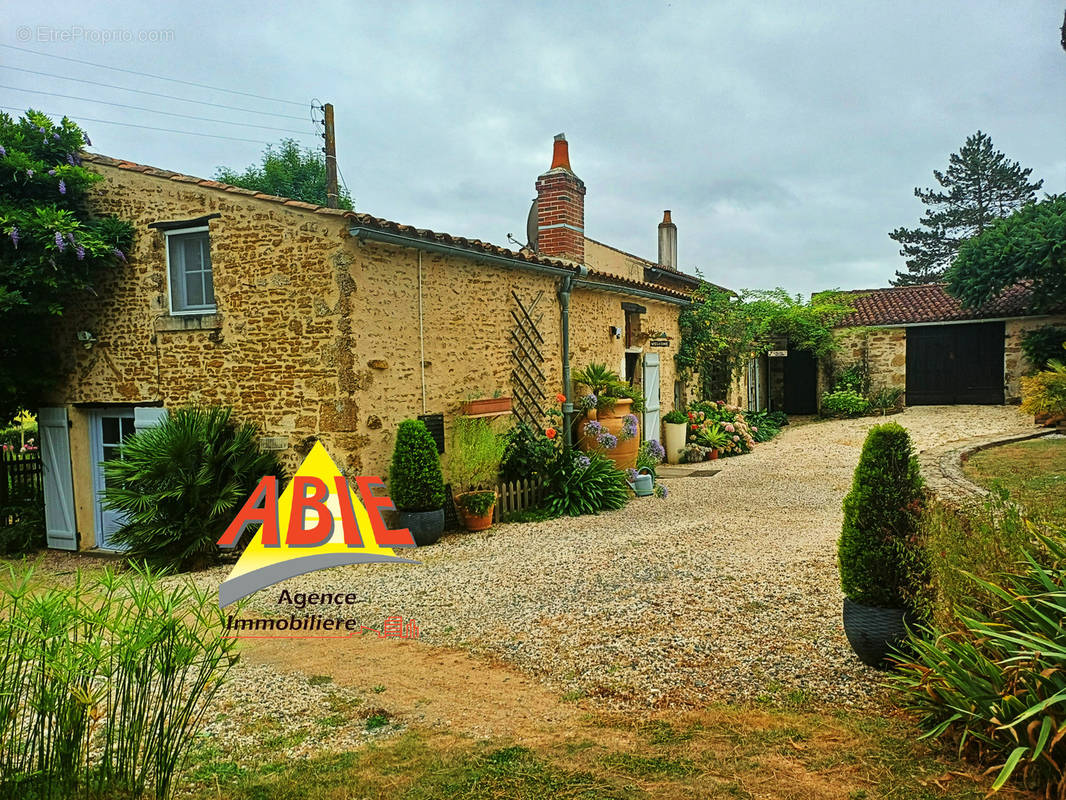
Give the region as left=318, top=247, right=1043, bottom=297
left=663, top=421, right=687, bottom=464
left=460, top=397, right=511, bottom=416
left=578, top=399, right=638, bottom=470
left=455, top=491, right=496, bottom=531
left=708, top=449, right=719, bottom=460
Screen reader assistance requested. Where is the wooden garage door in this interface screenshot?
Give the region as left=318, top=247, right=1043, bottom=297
left=906, top=322, right=1004, bottom=405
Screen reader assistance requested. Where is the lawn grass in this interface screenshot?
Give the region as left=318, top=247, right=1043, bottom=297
left=963, top=437, right=1066, bottom=524
left=178, top=707, right=1028, bottom=800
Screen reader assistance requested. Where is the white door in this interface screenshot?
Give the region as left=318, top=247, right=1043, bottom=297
left=90, top=409, right=136, bottom=549
left=642, top=352, right=661, bottom=442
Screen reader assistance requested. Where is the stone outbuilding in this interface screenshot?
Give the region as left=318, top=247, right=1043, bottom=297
left=40, top=135, right=708, bottom=552
left=767, top=282, right=1066, bottom=414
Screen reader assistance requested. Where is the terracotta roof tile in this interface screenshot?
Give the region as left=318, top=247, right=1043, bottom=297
left=81, top=151, right=691, bottom=302
left=837, top=282, right=1056, bottom=326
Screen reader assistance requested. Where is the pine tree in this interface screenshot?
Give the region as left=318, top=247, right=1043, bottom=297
left=889, top=131, right=1042, bottom=286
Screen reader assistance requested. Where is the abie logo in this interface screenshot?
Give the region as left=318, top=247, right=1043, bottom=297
left=216, top=442, right=418, bottom=608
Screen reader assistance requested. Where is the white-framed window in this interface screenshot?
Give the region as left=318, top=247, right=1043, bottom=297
left=165, top=226, right=215, bottom=314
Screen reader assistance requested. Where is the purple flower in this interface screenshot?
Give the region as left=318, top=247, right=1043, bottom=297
left=578, top=393, right=597, bottom=411
left=53, top=132, right=60, bottom=140
left=75, top=245, right=85, bottom=260
left=626, top=468, right=638, bottom=481
left=58, top=179, right=66, bottom=195
left=658, top=484, right=669, bottom=499
left=83, top=133, right=92, bottom=146
left=9, top=227, right=18, bottom=248
left=66, top=153, right=75, bottom=165
left=0, top=145, right=6, bottom=157
left=112, top=248, right=126, bottom=262
left=48, top=169, right=56, bottom=176
left=26, top=169, right=34, bottom=178
left=37, top=126, right=45, bottom=134
left=573, top=454, right=591, bottom=470
left=583, top=420, right=603, bottom=436
left=54, top=231, right=65, bottom=251
left=597, top=431, right=618, bottom=450
left=645, top=439, right=665, bottom=461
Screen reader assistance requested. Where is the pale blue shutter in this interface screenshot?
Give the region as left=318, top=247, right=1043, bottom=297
left=40, top=407, right=77, bottom=551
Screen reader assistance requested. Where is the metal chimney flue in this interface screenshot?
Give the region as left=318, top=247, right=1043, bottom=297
left=658, top=210, right=677, bottom=270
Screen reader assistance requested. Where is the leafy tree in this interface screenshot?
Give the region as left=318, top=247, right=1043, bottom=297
left=889, top=131, right=1043, bottom=285
left=0, top=110, right=134, bottom=420
left=676, top=284, right=853, bottom=398
left=946, top=195, right=1066, bottom=313
left=215, top=138, right=352, bottom=210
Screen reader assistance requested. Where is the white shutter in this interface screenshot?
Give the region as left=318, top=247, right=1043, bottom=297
left=134, top=406, right=168, bottom=433
left=40, top=407, right=77, bottom=551
left=642, top=353, right=661, bottom=442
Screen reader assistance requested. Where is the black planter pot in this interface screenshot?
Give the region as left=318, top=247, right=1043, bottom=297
left=396, top=508, right=445, bottom=547
left=842, top=598, right=911, bottom=669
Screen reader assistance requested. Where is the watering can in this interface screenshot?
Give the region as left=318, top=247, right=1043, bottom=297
left=627, top=467, right=655, bottom=497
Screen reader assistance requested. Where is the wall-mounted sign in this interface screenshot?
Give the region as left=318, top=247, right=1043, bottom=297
left=767, top=350, right=788, bottom=358
left=649, top=339, right=671, bottom=348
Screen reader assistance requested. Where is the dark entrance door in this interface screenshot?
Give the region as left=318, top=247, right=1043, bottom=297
left=783, top=348, right=818, bottom=415
left=906, top=322, right=1004, bottom=405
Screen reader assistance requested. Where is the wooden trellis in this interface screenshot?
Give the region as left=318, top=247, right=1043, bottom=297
left=510, top=290, right=547, bottom=426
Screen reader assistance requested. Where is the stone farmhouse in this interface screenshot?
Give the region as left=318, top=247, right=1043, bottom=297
left=40, top=135, right=707, bottom=552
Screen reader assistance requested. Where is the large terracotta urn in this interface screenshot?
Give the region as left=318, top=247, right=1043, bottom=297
left=578, top=399, right=639, bottom=470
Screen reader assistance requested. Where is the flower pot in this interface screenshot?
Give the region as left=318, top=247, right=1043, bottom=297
left=396, top=508, right=445, bottom=547
left=460, top=397, right=511, bottom=416
left=455, top=491, right=496, bottom=532
left=664, top=421, right=687, bottom=464
left=708, top=449, right=719, bottom=460
left=842, top=597, right=911, bottom=669
left=578, top=399, right=639, bottom=470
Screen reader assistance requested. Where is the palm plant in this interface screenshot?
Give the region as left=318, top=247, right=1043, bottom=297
left=695, top=422, right=730, bottom=452
left=103, top=406, right=285, bottom=571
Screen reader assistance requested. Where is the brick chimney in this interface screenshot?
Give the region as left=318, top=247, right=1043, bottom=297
left=535, top=133, right=586, bottom=263
left=657, top=210, right=677, bottom=270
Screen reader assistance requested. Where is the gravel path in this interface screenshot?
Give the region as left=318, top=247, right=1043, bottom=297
left=222, top=405, right=1033, bottom=710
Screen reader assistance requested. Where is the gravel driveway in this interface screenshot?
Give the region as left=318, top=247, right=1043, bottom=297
left=231, top=405, right=1033, bottom=709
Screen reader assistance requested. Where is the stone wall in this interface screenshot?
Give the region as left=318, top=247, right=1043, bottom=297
left=828, top=327, right=907, bottom=399
left=49, top=162, right=687, bottom=548
left=1005, top=315, right=1066, bottom=402
left=584, top=239, right=649, bottom=283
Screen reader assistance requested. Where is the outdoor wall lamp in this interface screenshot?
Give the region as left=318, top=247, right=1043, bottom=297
left=609, top=325, right=622, bottom=339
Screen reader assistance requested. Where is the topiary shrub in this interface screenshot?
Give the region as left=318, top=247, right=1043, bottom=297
left=838, top=422, right=924, bottom=608
left=103, top=406, right=285, bottom=571
left=388, top=419, right=446, bottom=512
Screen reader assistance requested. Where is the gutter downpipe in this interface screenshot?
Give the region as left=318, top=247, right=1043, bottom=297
left=558, top=265, right=588, bottom=448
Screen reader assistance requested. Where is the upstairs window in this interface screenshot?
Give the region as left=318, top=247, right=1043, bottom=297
left=166, top=227, right=215, bottom=314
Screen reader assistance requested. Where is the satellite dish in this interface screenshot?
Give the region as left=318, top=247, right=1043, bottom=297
left=526, top=198, right=538, bottom=251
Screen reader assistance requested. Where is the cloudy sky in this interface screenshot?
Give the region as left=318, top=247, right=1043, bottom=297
left=3, top=1, right=1063, bottom=294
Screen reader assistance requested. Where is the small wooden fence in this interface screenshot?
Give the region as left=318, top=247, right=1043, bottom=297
left=0, top=450, right=43, bottom=526
left=1, top=450, right=42, bottom=506
left=492, top=477, right=546, bottom=523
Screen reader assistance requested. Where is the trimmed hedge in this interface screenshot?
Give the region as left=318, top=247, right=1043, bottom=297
left=838, top=422, right=924, bottom=608
left=388, top=419, right=446, bottom=512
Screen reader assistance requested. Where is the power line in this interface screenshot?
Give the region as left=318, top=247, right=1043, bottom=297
left=0, top=106, right=274, bottom=145
left=0, top=43, right=306, bottom=107
left=1, top=84, right=313, bottom=135
left=0, top=64, right=308, bottom=121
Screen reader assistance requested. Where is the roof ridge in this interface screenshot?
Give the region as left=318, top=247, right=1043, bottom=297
left=82, top=151, right=692, bottom=302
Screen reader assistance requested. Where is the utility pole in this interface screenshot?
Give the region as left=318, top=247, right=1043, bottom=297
left=323, top=102, right=339, bottom=208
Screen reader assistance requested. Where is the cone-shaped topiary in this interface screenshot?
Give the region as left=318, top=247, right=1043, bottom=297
left=389, top=419, right=446, bottom=512
left=838, top=422, right=924, bottom=608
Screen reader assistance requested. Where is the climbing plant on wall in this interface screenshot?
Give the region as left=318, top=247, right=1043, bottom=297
left=676, top=284, right=854, bottom=399
left=0, top=109, right=134, bottom=419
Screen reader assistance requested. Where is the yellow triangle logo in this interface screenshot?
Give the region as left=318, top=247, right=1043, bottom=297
left=218, top=441, right=418, bottom=607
